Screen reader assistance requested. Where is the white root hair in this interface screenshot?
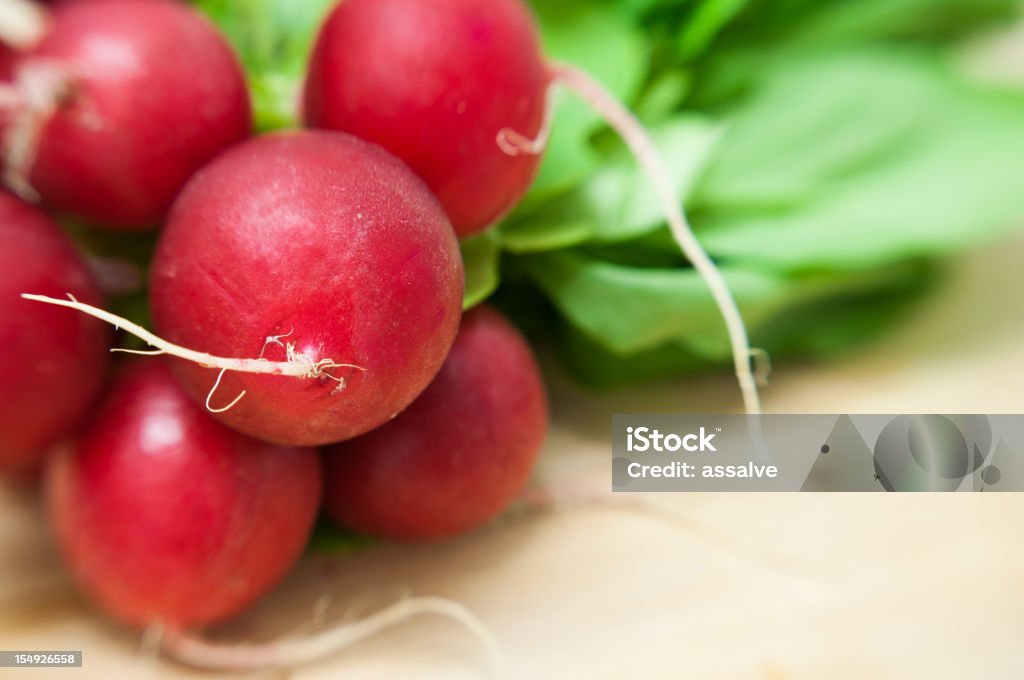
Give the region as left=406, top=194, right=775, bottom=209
left=496, top=63, right=765, bottom=415
left=496, top=83, right=556, bottom=156
left=159, top=595, right=501, bottom=673
left=22, top=294, right=365, bottom=413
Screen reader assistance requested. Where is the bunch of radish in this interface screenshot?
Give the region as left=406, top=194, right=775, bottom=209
left=0, top=0, right=757, bottom=669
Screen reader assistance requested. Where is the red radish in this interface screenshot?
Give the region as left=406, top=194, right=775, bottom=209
left=149, top=130, right=464, bottom=446
left=303, top=0, right=549, bottom=237
left=46, top=361, right=321, bottom=628
left=0, top=191, right=108, bottom=474
left=323, top=305, right=547, bottom=541
left=2, top=0, right=251, bottom=229
left=302, top=0, right=763, bottom=414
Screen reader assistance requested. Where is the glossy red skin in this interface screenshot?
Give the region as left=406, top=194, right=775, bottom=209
left=14, top=0, right=251, bottom=229
left=0, top=192, right=109, bottom=474
left=323, top=306, right=548, bottom=540
left=150, top=131, right=464, bottom=446
left=46, top=361, right=322, bottom=628
left=303, top=0, right=550, bottom=237
left=0, top=46, right=12, bottom=79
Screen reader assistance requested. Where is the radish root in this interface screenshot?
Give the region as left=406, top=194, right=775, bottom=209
left=159, top=596, right=501, bottom=673
left=205, top=368, right=245, bottom=414
left=0, top=0, right=48, bottom=50
left=496, top=85, right=556, bottom=156
left=22, top=294, right=366, bottom=411
left=497, top=63, right=764, bottom=415
left=259, top=327, right=295, bottom=358
left=135, top=621, right=164, bottom=680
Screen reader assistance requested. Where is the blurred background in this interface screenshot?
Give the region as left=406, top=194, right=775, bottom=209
left=4, top=0, right=1024, bottom=677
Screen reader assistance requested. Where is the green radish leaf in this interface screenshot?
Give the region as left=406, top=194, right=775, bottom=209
left=460, top=230, right=502, bottom=309
left=522, top=0, right=649, bottom=203
left=633, top=70, right=693, bottom=123
left=578, top=227, right=687, bottom=268
left=613, top=0, right=673, bottom=16
left=695, top=50, right=936, bottom=209
left=195, top=0, right=336, bottom=130
left=502, top=116, right=722, bottom=251
left=500, top=218, right=595, bottom=254
left=555, top=259, right=936, bottom=388
left=691, top=0, right=1019, bottom=52
left=677, top=0, right=751, bottom=59
left=518, top=250, right=929, bottom=359
left=695, top=51, right=1024, bottom=271
left=783, top=0, right=1019, bottom=46
left=556, top=323, right=714, bottom=390
left=246, top=73, right=306, bottom=132
left=517, top=250, right=788, bottom=357
left=573, top=116, right=722, bottom=242
left=751, top=260, right=939, bottom=357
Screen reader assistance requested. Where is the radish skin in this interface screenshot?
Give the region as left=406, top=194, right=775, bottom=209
left=304, top=0, right=549, bottom=237
left=46, top=361, right=322, bottom=628
left=149, top=131, right=464, bottom=446
left=3, top=0, right=251, bottom=229
left=324, top=306, right=548, bottom=540
left=0, top=191, right=108, bottom=474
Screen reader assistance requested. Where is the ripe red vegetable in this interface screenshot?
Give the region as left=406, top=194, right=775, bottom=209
left=303, top=0, right=550, bottom=237
left=150, top=130, right=464, bottom=446
left=322, top=305, right=548, bottom=540
left=5, top=0, right=251, bottom=229
left=46, top=361, right=322, bottom=628
left=0, top=191, right=108, bottom=474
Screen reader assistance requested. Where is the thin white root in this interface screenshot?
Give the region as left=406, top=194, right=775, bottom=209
left=499, top=64, right=764, bottom=415
left=259, top=327, right=295, bottom=358
left=496, top=84, right=556, bottom=156
left=556, top=63, right=762, bottom=414
left=134, top=622, right=164, bottom=680
left=0, top=0, right=49, bottom=50
left=21, top=294, right=365, bottom=410
left=205, top=368, right=245, bottom=414
left=2, top=59, right=73, bottom=201
left=111, top=348, right=166, bottom=357
left=160, top=596, right=501, bottom=673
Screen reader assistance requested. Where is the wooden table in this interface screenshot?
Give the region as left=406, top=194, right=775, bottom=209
left=3, top=234, right=1024, bottom=679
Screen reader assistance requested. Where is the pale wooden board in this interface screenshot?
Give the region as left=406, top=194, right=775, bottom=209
left=3, top=234, right=1024, bottom=679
